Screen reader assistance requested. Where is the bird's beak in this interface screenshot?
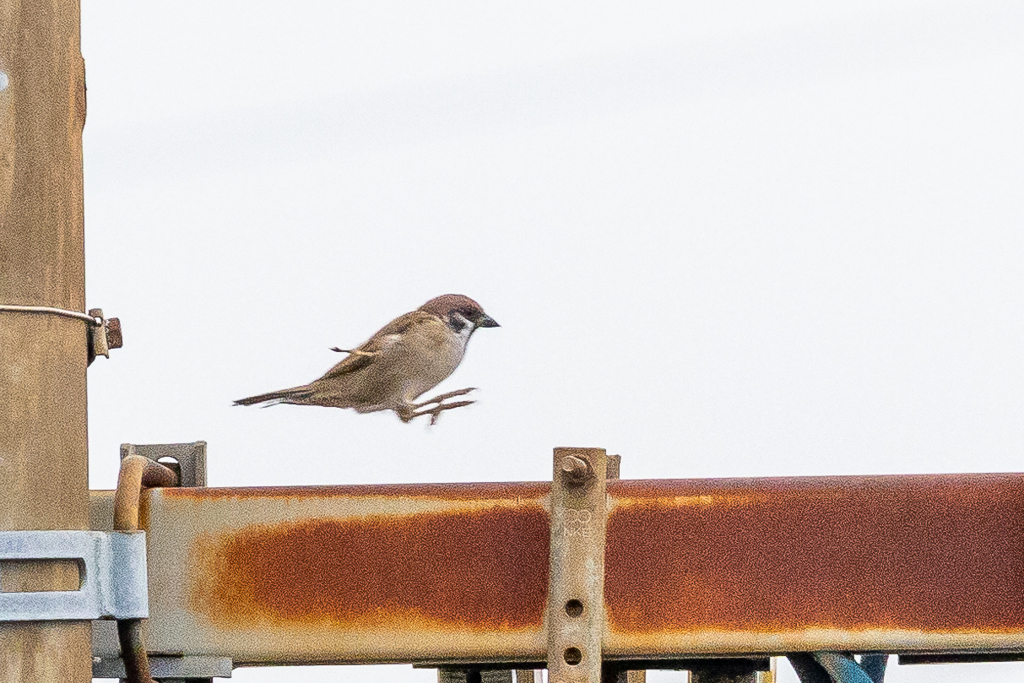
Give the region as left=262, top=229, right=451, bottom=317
left=477, top=314, right=500, bottom=328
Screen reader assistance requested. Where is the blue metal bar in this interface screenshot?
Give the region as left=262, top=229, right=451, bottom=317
left=858, top=654, right=887, bottom=683
left=813, top=653, right=874, bottom=683
left=788, top=654, right=832, bottom=683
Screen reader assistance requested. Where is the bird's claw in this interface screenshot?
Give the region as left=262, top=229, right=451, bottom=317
left=416, top=400, right=476, bottom=425
left=399, top=388, right=478, bottom=425
left=411, top=387, right=477, bottom=409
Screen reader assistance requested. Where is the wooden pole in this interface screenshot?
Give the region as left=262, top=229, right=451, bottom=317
left=0, top=0, right=91, bottom=680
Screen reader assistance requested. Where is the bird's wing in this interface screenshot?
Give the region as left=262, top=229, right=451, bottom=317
left=319, top=310, right=435, bottom=380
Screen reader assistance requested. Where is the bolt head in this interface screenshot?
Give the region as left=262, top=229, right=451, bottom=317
left=560, top=455, right=591, bottom=486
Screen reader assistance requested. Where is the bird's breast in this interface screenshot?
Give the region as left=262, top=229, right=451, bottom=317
left=398, top=322, right=468, bottom=401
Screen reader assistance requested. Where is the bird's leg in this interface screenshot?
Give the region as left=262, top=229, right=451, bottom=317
left=411, top=387, right=476, bottom=409
left=396, top=389, right=478, bottom=425
left=409, top=399, right=476, bottom=426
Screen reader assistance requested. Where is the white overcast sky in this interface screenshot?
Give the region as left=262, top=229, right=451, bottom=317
left=81, top=2, right=1024, bottom=682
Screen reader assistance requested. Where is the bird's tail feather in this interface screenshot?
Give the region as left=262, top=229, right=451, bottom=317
left=233, top=385, right=315, bottom=407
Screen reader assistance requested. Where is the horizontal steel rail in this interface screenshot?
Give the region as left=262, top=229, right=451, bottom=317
left=89, top=473, right=1024, bottom=668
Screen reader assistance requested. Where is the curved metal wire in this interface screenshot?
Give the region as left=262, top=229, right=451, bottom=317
left=0, top=303, right=103, bottom=325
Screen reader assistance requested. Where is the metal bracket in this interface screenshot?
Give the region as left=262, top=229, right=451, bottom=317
left=121, top=441, right=207, bottom=488
left=546, top=447, right=608, bottom=683
left=87, top=307, right=123, bottom=365
left=438, top=669, right=513, bottom=683
left=92, top=654, right=233, bottom=680
left=0, top=530, right=148, bottom=621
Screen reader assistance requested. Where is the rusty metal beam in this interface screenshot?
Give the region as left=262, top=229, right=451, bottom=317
left=89, top=472, right=1024, bottom=668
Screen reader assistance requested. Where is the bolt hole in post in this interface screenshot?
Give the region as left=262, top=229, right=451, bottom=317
left=564, top=599, right=584, bottom=617
left=157, top=456, right=181, bottom=482
left=563, top=648, right=583, bottom=666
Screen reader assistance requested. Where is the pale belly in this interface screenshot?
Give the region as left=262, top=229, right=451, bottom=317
left=398, top=333, right=466, bottom=403
left=353, top=323, right=470, bottom=412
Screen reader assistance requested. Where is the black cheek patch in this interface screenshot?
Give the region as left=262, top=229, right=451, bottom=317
left=447, top=314, right=470, bottom=333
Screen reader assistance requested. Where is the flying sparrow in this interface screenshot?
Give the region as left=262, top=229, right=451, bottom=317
left=233, top=294, right=499, bottom=424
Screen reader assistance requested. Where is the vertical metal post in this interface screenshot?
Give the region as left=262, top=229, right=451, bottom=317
left=547, top=448, right=607, bottom=683
left=0, top=0, right=90, bottom=680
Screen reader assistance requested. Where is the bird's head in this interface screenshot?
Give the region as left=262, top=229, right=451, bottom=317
left=419, top=294, right=500, bottom=335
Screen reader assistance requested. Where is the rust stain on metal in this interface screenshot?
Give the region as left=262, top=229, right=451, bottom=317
left=605, top=475, right=1024, bottom=634
left=165, top=482, right=550, bottom=502
left=191, top=505, right=550, bottom=631
left=106, top=317, right=122, bottom=349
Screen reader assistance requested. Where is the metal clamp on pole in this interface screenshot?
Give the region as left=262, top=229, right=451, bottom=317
left=0, top=531, right=149, bottom=621
left=87, top=307, right=123, bottom=364
left=0, top=303, right=122, bottom=365
left=92, top=444, right=217, bottom=681
left=546, top=447, right=608, bottom=683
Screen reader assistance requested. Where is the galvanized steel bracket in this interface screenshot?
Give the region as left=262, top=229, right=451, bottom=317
left=122, top=441, right=207, bottom=488
left=0, top=530, right=148, bottom=621
left=546, top=447, right=608, bottom=683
